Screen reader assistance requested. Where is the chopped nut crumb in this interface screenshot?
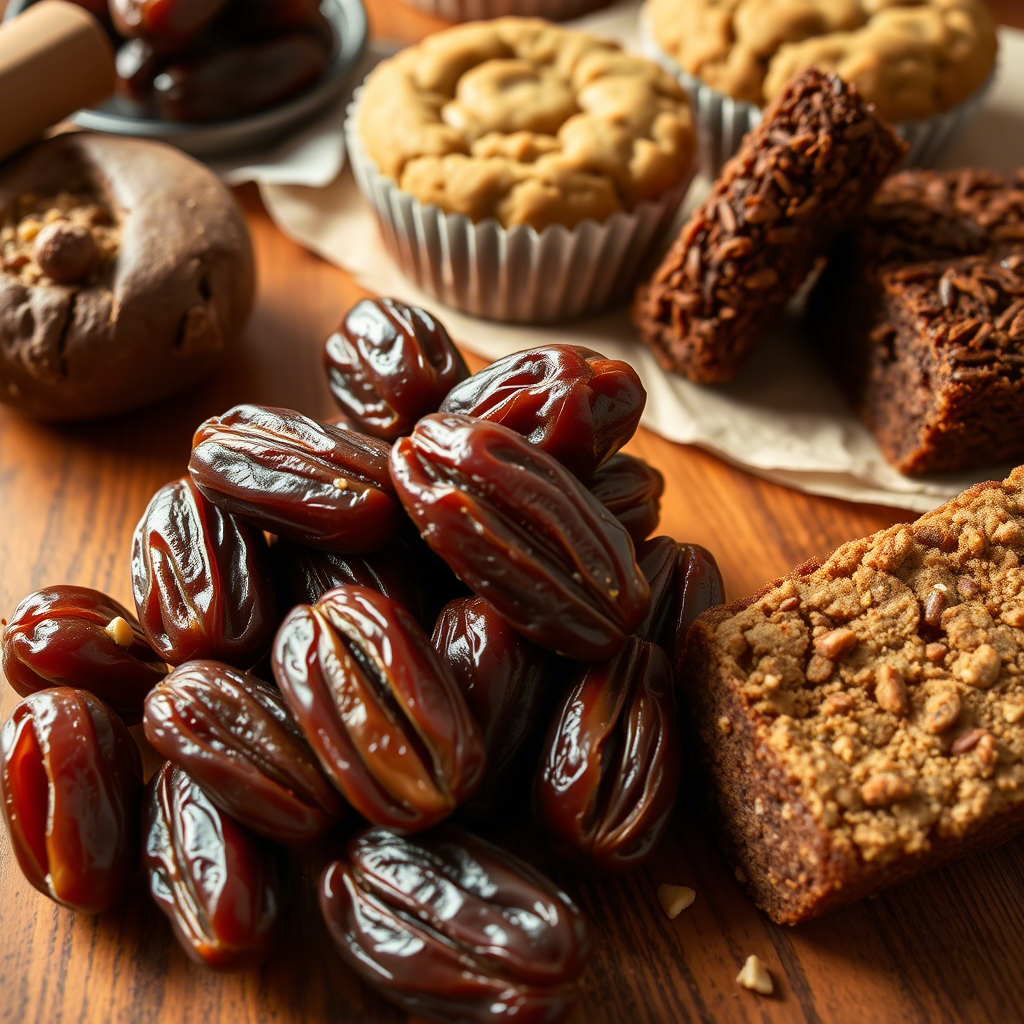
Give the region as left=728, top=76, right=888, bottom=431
left=806, top=654, right=834, bottom=683
left=874, top=665, right=908, bottom=715
left=923, top=687, right=962, bottom=734
left=821, top=692, right=855, bottom=716
left=925, top=642, right=948, bottom=663
left=778, top=596, right=800, bottom=611
left=814, top=627, right=857, bottom=660
left=953, top=643, right=1001, bottom=689
left=736, top=955, right=773, bottom=996
left=104, top=616, right=134, bottom=648
left=657, top=884, right=696, bottom=919
left=860, top=772, right=913, bottom=807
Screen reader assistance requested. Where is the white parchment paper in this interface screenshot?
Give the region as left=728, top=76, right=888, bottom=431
left=258, top=6, right=1024, bottom=511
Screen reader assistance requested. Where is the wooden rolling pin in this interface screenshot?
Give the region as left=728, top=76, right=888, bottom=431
left=0, top=0, right=115, bottom=162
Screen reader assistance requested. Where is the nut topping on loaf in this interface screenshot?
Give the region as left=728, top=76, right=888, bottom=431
left=681, top=468, right=1024, bottom=924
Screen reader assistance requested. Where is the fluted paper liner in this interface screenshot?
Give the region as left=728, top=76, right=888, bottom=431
left=345, top=86, right=693, bottom=323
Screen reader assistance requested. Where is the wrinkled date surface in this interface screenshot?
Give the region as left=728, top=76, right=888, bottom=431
left=144, top=661, right=344, bottom=843
left=189, top=404, right=400, bottom=552
left=636, top=536, right=725, bottom=664
left=325, top=298, right=469, bottom=442
left=320, top=826, right=591, bottom=1024
left=0, top=687, right=142, bottom=913
left=432, top=596, right=553, bottom=817
left=586, top=453, right=665, bottom=543
left=273, top=585, right=485, bottom=831
left=440, top=344, right=646, bottom=478
left=131, top=476, right=276, bottom=667
left=535, top=637, right=681, bottom=872
left=2, top=585, right=166, bottom=722
left=143, top=761, right=280, bottom=969
left=390, top=414, right=650, bottom=660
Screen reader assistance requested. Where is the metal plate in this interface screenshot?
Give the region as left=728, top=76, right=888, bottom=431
left=3, top=0, right=368, bottom=158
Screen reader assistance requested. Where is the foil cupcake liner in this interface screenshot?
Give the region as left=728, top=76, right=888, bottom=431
left=638, top=5, right=995, bottom=178
left=398, top=0, right=611, bottom=19
left=345, top=86, right=694, bottom=324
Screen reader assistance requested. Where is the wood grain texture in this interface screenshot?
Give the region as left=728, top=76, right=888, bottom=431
left=2, top=2, right=1024, bottom=1022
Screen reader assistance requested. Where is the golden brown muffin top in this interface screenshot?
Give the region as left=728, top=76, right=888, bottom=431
left=647, top=0, right=998, bottom=121
left=356, top=18, right=696, bottom=230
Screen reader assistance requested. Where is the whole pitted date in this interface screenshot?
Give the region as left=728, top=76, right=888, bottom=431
left=325, top=298, right=469, bottom=442
left=535, top=638, right=681, bottom=872
left=272, top=586, right=485, bottom=831
left=143, top=661, right=344, bottom=843
left=586, top=453, right=665, bottom=543
left=110, top=0, right=229, bottom=49
left=131, top=476, right=276, bottom=667
left=189, top=404, right=400, bottom=552
left=390, top=414, right=650, bottom=660
left=432, top=596, right=552, bottom=817
left=320, top=826, right=591, bottom=1024
left=636, top=537, right=725, bottom=663
left=2, top=585, right=166, bottom=722
left=143, top=762, right=280, bottom=969
left=439, top=344, right=646, bottom=478
left=0, top=688, right=142, bottom=913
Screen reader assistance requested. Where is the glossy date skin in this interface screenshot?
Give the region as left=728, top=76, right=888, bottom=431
left=636, top=536, right=725, bottom=665
left=320, top=826, right=591, bottom=1024
left=390, top=414, right=650, bottom=660
left=439, top=344, right=645, bottom=478
left=2, top=585, right=166, bottom=722
left=143, top=762, right=280, bottom=969
left=0, top=688, right=142, bottom=913
left=272, top=585, right=485, bottom=831
left=535, top=637, right=681, bottom=872
left=190, top=404, right=400, bottom=553
left=325, top=298, right=469, bottom=442
left=586, top=453, right=665, bottom=543
left=110, top=0, right=229, bottom=49
left=143, top=661, right=344, bottom=843
left=432, top=596, right=553, bottom=818
left=131, top=476, right=276, bottom=667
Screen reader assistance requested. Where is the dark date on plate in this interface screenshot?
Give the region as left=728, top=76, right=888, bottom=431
left=144, top=660, right=345, bottom=843
left=143, top=761, right=280, bottom=970
left=440, top=344, right=645, bottom=478
left=272, top=585, right=485, bottom=831
left=131, top=476, right=276, bottom=667
left=320, top=825, right=592, bottom=1024
left=535, top=637, right=681, bottom=872
left=325, top=297, right=469, bottom=442
left=0, top=687, right=142, bottom=913
left=189, top=404, right=399, bottom=552
left=390, top=413, right=650, bottom=660
left=586, top=452, right=665, bottom=544
left=1, top=584, right=166, bottom=723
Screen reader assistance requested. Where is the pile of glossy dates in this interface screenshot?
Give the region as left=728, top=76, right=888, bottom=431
left=0, top=298, right=723, bottom=1024
left=72, top=0, right=333, bottom=121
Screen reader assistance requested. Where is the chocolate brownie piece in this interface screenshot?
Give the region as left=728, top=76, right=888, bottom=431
left=811, top=168, right=1024, bottom=475
left=681, top=468, right=1024, bottom=925
left=631, top=67, right=905, bottom=385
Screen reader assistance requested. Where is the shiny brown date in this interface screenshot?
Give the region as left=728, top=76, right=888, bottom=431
left=0, top=687, right=142, bottom=913
left=390, top=414, right=650, bottom=660
left=144, top=661, right=345, bottom=843
left=432, top=596, right=552, bottom=818
left=535, top=637, right=681, bottom=872
left=2, top=585, right=166, bottom=722
left=143, top=761, right=280, bottom=969
left=110, top=0, right=229, bottom=49
left=586, top=453, right=665, bottom=543
left=153, top=34, right=329, bottom=122
left=320, top=826, right=591, bottom=1024
left=636, top=536, right=725, bottom=664
left=189, top=404, right=400, bottom=552
left=272, top=585, right=485, bottom=831
left=439, top=344, right=645, bottom=478
left=131, top=476, right=276, bottom=667
left=325, top=298, right=469, bottom=442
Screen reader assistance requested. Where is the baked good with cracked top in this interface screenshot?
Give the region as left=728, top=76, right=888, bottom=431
left=355, top=17, right=696, bottom=230
left=646, top=0, right=998, bottom=123
left=681, top=467, right=1024, bottom=924
left=632, top=67, right=905, bottom=384
left=0, top=133, right=254, bottom=420
left=810, top=167, right=1024, bottom=475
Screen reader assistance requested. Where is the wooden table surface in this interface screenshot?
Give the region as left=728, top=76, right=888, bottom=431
left=2, top=3, right=1024, bottom=1022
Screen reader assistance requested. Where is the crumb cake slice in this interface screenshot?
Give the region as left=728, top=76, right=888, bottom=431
left=681, top=469, right=1024, bottom=924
